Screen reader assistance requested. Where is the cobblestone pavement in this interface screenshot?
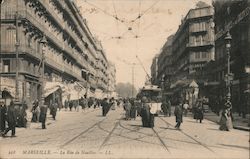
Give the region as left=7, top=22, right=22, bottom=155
left=0, top=107, right=249, bottom=159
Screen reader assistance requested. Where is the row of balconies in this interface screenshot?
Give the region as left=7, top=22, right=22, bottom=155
left=20, top=2, right=97, bottom=72
left=56, top=0, right=97, bottom=59
left=1, top=44, right=82, bottom=80
left=37, top=2, right=97, bottom=67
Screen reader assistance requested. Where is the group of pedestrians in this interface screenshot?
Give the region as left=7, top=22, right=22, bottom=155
left=173, top=98, right=205, bottom=129
left=64, top=96, right=102, bottom=112
left=31, top=99, right=48, bottom=129
left=0, top=100, right=30, bottom=137
left=0, top=101, right=17, bottom=137
left=101, top=98, right=117, bottom=116
left=123, top=99, right=137, bottom=120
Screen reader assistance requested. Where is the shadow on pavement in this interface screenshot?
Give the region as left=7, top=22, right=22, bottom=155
left=130, top=124, right=143, bottom=128
left=159, top=127, right=177, bottom=131
left=206, top=128, right=220, bottom=131
left=219, top=144, right=249, bottom=150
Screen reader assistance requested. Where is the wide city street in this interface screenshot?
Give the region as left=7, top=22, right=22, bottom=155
left=0, top=107, right=249, bottom=159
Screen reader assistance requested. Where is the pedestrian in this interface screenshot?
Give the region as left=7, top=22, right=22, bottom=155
left=110, top=98, right=115, bottom=110
left=124, top=99, right=131, bottom=120
left=219, top=95, right=233, bottom=131
left=0, top=101, right=7, bottom=135
left=88, top=98, right=93, bottom=108
left=64, top=99, right=69, bottom=111
left=194, top=100, right=204, bottom=123
left=140, top=96, right=150, bottom=127
left=174, top=102, right=183, bottom=129
left=40, top=104, right=48, bottom=129
left=161, top=99, right=168, bottom=116
left=51, top=102, right=58, bottom=120
left=101, top=98, right=109, bottom=116
left=69, top=100, right=73, bottom=111
left=183, top=100, right=189, bottom=117
left=130, top=99, right=137, bottom=120
left=166, top=99, right=172, bottom=117
left=31, top=99, right=39, bottom=122
left=3, top=101, right=17, bottom=137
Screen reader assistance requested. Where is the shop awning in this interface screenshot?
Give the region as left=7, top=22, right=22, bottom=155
left=44, top=86, right=60, bottom=97
left=44, top=82, right=61, bottom=97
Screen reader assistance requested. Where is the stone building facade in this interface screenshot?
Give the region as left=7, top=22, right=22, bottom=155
left=0, top=0, right=112, bottom=106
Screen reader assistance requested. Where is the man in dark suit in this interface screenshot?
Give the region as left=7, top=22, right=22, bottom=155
left=0, top=101, right=7, bottom=134
left=3, top=101, right=17, bottom=137
left=40, top=104, right=48, bottom=129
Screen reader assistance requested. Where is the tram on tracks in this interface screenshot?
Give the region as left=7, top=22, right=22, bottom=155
left=137, top=84, right=162, bottom=115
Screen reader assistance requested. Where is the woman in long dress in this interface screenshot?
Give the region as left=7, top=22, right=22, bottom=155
left=130, top=99, right=137, bottom=119
left=124, top=100, right=131, bottom=120
left=141, top=97, right=150, bottom=127
left=219, top=97, right=233, bottom=131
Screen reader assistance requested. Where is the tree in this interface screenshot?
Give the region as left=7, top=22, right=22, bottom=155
left=115, top=82, right=137, bottom=98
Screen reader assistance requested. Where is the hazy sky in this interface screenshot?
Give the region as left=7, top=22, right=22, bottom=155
left=75, top=0, right=211, bottom=90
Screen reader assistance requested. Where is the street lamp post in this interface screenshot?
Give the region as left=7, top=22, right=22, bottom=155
left=224, top=31, right=232, bottom=101
left=39, top=36, right=47, bottom=105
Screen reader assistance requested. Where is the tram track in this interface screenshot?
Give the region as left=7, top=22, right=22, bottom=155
left=98, top=118, right=166, bottom=147
left=151, top=127, right=170, bottom=153
left=60, top=117, right=107, bottom=149
left=60, top=111, right=123, bottom=149
left=159, top=116, right=216, bottom=153
left=98, top=120, right=120, bottom=150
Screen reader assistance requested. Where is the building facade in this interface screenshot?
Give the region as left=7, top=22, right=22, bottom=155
left=0, top=0, right=112, bottom=106
left=206, top=0, right=250, bottom=113
left=107, top=62, right=116, bottom=98
left=151, top=5, right=215, bottom=102
left=171, top=6, right=214, bottom=85
left=156, top=35, right=174, bottom=91
left=150, top=54, right=159, bottom=85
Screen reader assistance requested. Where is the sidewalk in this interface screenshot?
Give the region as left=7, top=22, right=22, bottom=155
left=24, top=106, right=99, bottom=129
left=204, top=111, right=250, bottom=131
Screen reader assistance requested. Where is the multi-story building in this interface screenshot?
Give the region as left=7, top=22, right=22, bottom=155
left=150, top=54, right=159, bottom=85
left=94, top=41, right=109, bottom=98
left=204, top=0, right=250, bottom=113
left=150, top=4, right=214, bottom=103
left=107, top=62, right=116, bottom=98
left=156, top=35, right=174, bottom=90
left=171, top=5, right=214, bottom=84
left=0, top=0, right=111, bottom=105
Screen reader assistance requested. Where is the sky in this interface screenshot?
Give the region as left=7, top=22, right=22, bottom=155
left=75, top=0, right=212, bottom=90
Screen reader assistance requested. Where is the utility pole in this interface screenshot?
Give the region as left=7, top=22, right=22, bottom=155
left=132, top=63, right=135, bottom=98
left=39, top=36, right=47, bottom=105
left=15, top=11, right=20, bottom=102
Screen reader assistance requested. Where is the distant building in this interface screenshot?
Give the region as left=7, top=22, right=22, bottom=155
left=150, top=54, right=159, bottom=85
left=156, top=35, right=174, bottom=92
left=107, top=62, right=116, bottom=98
left=0, top=0, right=111, bottom=105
